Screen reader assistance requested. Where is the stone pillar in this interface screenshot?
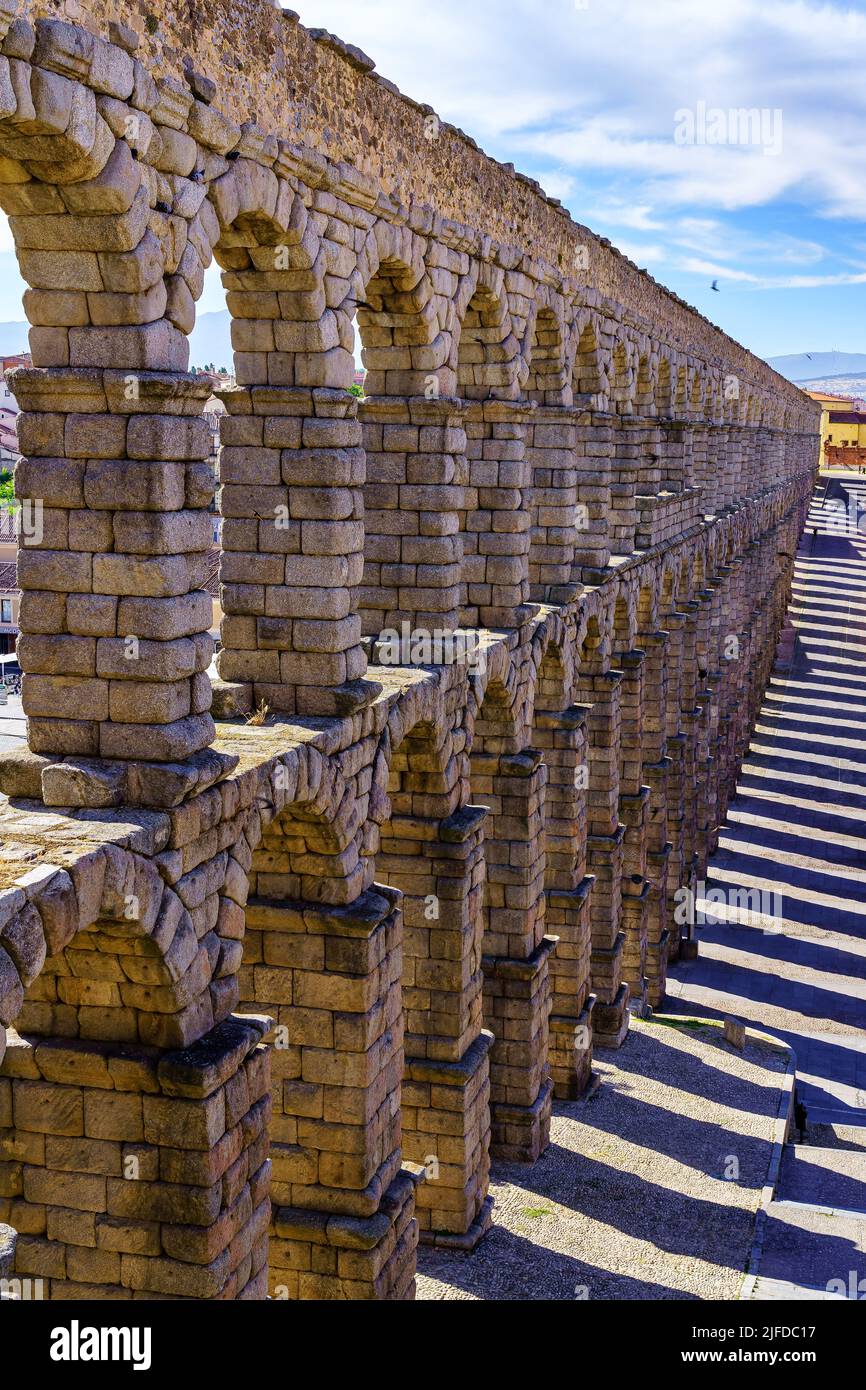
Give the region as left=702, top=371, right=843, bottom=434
left=609, top=417, right=641, bottom=555
left=576, top=669, right=629, bottom=1047
left=617, top=649, right=650, bottom=1012
left=378, top=803, right=493, bottom=1246
left=473, top=747, right=555, bottom=1162
left=705, top=425, right=731, bottom=515
left=0, top=1017, right=272, bottom=1300
left=462, top=400, right=532, bottom=629
left=8, top=367, right=219, bottom=805
left=736, top=428, right=755, bottom=500
left=535, top=705, right=595, bottom=1099
left=734, top=427, right=749, bottom=507
left=691, top=424, right=707, bottom=498
left=658, top=420, right=688, bottom=493
left=241, top=886, right=418, bottom=1299
left=660, top=610, right=693, bottom=959
left=360, top=396, right=466, bottom=640
left=679, top=600, right=702, bottom=878
left=755, top=428, right=773, bottom=491
left=714, top=562, right=741, bottom=822
left=217, top=384, right=366, bottom=716
left=634, top=420, right=665, bottom=551
left=638, top=628, right=672, bottom=1003
left=573, top=411, right=614, bottom=576
left=528, top=405, right=583, bottom=603
left=694, top=587, right=718, bottom=869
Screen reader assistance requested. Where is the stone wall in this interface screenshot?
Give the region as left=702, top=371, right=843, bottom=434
left=0, top=0, right=819, bottom=1300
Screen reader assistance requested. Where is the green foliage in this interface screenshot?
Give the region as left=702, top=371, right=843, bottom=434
left=348, top=382, right=364, bottom=398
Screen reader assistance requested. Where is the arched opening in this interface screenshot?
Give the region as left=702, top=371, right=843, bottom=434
left=456, top=281, right=529, bottom=628
left=635, top=354, right=655, bottom=416
left=456, top=282, right=514, bottom=400
left=613, top=593, right=631, bottom=655
left=373, top=706, right=491, bottom=1241
left=655, top=358, right=673, bottom=419
left=573, top=320, right=603, bottom=401
left=467, top=667, right=554, bottom=1161
left=237, top=768, right=411, bottom=1300
left=610, top=341, right=633, bottom=415
left=354, top=242, right=464, bottom=643
left=212, top=183, right=366, bottom=715
left=525, top=305, right=566, bottom=405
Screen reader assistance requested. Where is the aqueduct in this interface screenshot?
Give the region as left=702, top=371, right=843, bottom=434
left=0, top=0, right=818, bottom=1299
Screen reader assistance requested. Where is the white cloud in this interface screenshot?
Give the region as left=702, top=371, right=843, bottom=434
left=299, top=0, right=866, bottom=285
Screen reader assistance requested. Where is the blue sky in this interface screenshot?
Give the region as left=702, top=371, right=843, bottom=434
left=2, top=0, right=866, bottom=361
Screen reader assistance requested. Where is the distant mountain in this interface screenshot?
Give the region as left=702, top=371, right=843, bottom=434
left=0, top=321, right=29, bottom=356
left=189, top=310, right=233, bottom=373
left=768, top=351, right=866, bottom=383
left=795, top=374, right=866, bottom=398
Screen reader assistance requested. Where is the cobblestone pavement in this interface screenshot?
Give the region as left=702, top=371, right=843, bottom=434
left=417, top=1020, right=787, bottom=1300
left=667, top=477, right=866, bottom=1125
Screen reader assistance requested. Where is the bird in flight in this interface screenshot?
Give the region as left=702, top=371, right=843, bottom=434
left=710, top=280, right=719, bottom=292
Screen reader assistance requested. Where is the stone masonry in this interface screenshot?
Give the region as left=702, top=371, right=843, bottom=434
left=0, top=0, right=819, bottom=1299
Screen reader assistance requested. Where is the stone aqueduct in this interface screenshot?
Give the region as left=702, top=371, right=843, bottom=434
left=0, top=0, right=818, bottom=1299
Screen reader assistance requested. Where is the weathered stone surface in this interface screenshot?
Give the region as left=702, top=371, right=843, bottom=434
left=0, top=0, right=820, bottom=1309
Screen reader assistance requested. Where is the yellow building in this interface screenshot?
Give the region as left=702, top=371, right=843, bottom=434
left=806, top=389, right=866, bottom=468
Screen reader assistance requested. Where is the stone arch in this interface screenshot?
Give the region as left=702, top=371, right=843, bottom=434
left=660, top=560, right=677, bottom=613
left=693, top=545, right=707, bottom=593
left=575, top=607, right=605, bottom=675
left=637, top=581, right=656, bottom=634
left=355, top=223, right=443, bottom=396
left=467, top=636, right=552, bottom=1160
left=0, top=49, right=183, bottom=374
left=209, top=171, right=369, bottom=708
left=689, top=368, right=705, bottom=421
left=674, top=364, right=691, bottom=419
left=571, top=316, right=604, bottom=401
left=208, top=164, right=327, bottom=384
left=610, top=338, right=634, bottom=415
left=635, top=354, right=655, bottom=416
left=455, top=265, right=530, bottom=627
left=523, top=299, right=567, bottom=404
left=676, top=550, right=692, bottom=604
left=354, top=226, right=464, bottom=639
left=468, top=666, right=525, bottom=758
left=454, top=265, right=518, bottom=400
left=371, top=689, right=491, bottom=1237
left=241, top=747, right=365, bottom=906
left=0, top=34, right=224, bottom=762
left=655, top=356, right=674, bottom=418
left=3, top=844, right=208, bottom=1050
left=612, top=590, right=633, bottom=654
left=530, top=619, right=573, bottom=720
